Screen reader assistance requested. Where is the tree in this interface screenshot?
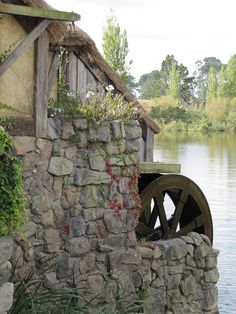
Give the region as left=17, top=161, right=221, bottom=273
left=193, top=57, right=222, bottom=104
left=102, top=11, right=132, bottom=87
left=168, top=63, right=181, bottom=101
left=206, top=66, right=218, bottom=103
left=225, top=55, right=236, bottom=98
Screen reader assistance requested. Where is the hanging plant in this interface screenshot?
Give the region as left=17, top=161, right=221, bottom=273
left=0, top=129, right=26, bottom=237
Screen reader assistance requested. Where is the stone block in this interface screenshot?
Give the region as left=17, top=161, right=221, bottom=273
left=74, top=168, right=110, bottom=186
left=36, top=138, right=52, bottom=159
left=48, top=157, right=73, bottom=176
left=80, top=185, right=109, bottom=208
left=61, top=121, right=75, bottom=139
left=65, top=146, right=77, bottom=160
left=97, top=234, right=125, bottom=252
left=13, top=136, right=35, bottom=155
left=0, top=282, right=14, bottom=313
left=110, top=121, right=125, bottom=139
left=124, top=122, right=142, bottom=140
left=204, top=269, right=219, bottom=283
left=66, top=237, right=90, bottom=256
left=103, top=210, right=128, bottom=233
left=47, top=118, right=62, bottom=140
left=89, top=155, right=106, bottom=171
left=0, top=261, right=12, bottom=285
left=158, top=238, right=188, bottom=261
left=106, top=140, right=126, bottom=155
left=203, top=286, right=218, bottom=311
left=43, top=229, right=61, bottom=253
left=0, top=237, right=13, bottom=265
left=69, top=216, right=86, bottom=237
left=73, top=119, right=88, bottom=130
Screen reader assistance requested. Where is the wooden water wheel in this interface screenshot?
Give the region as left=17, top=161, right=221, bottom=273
left=136, top=174, right=213, bottom=244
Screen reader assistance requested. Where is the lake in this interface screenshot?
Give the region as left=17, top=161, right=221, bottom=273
left=153, top=131, right=236, bottom=314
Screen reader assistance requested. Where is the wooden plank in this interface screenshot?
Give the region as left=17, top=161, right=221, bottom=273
left=34, top=31, right=49, bottom=138
left=87, top=70, right=97, bottom=92
left=48, top=51, right=58, bottom=98
left=68, top=52, right=77, bottom=93
left=77, top=57, right=87, bottom=100
left=97, top=81, right=106, bottom=98
left=139, top=138, right=145, bottom=162
left=140, top=162, right=181, bottom=174
left=0, top=3, right=80, bottom=21
left=146, top=128, right=154, bottom=161
left=0, top=19, right=52, bottom=77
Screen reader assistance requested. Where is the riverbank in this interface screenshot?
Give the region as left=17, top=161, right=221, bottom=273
left=141, top=97, right=236, bottom=133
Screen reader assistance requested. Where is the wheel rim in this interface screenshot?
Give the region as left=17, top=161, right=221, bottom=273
left=135, top=174, right=213, bottom=243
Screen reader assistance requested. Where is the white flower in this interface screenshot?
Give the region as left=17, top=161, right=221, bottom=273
left=86, top=91, right=95, bottom=99
left=106, top=85, right=114, bottom=92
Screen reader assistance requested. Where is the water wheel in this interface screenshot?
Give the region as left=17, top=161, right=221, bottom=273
left=135, top=174, right=213, bottom=244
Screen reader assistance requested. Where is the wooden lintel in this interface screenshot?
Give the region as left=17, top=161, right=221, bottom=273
left=140, top=162, right=181, bottom=174
left=0, top=3, right=80, bottom=21
left=0, top=19, right=52, bottom=77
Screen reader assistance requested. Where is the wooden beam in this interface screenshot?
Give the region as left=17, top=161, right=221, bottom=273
left=48, top=51, right=58, bottom=98
left=140, top=162, right=181, bottom=174
left=0, top=19, right=52, bottom=77
left=34, top=31, right=49, bottom=138
left=0, top=3, right=80, bottom=21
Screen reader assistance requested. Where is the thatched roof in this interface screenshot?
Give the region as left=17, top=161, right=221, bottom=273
left=62, top=26, right=160, bottom=133
left=4, top=0, right=160, bottom=133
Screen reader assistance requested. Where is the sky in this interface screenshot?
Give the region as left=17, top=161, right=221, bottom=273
left=47, top=0, right=236, bottom=81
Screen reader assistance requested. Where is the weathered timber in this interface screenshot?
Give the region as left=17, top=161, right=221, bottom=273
left=34, top=31, right=49, bottom=138
left=140, top=162, right=181, bottom=174
left=48, top=51, right=58, bottom=98
left=145, top=128, right=154, bottom=161
left=68, top=52, right=77, bottom=92
left=0, top=3, right=80, bottom=21
left=0, top=19, right=52, bottom=77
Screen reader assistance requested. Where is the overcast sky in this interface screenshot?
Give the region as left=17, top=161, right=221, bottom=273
left=47, top=0, right=236, bottom=81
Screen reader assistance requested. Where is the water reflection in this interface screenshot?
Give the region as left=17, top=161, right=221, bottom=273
left=154, top=132, right=236, bottom=314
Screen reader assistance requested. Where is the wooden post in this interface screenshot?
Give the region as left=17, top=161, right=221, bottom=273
left=48, top=51, right=59, bottom=98
left=34, top=31, right=49, bottom=138
left=146, top=128, right=154, bottom=162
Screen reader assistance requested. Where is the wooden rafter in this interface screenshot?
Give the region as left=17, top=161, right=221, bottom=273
left=0, top=3, right=80, bottom=21
left=0, top=19, right=52, bottom=76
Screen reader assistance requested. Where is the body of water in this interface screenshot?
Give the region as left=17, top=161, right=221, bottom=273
left=153, top=131, right=236, bottom=313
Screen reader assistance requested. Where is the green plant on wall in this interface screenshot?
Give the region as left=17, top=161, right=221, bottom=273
left=0, top=129, right=26, bottom=236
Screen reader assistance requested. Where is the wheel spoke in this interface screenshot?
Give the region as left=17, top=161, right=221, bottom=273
left=176, top=214, right=205, bottom=236
left=154, top=194, right=169, bottom=234
left=171, top=189, right=189, bottom=231
left=148, top=203, right=159, bottom=228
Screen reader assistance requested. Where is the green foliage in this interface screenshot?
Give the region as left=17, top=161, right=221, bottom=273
left=206, top=67, right=218, bottom=102
left=138, top=55, right=193, bottom=103
left=76, top=92, right=137, bottom=122
left=49, top=91, right=137, bottom=122
left=102, top=11, right=133, bottom=88
left=0, top=130, right=26, bottom=236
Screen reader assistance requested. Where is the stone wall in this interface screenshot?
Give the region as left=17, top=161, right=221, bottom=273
left=0, top=118, right=219, bottom=313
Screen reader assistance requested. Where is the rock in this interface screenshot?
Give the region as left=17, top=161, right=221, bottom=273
left=89, top=125, right=111, bottom=143
left=125, top=139, right=140, bottom=153
left=61, top=122, right=75, bottom=139
left=48, top=157, right=73, bottom=176
left=43, top=272, right=59, bottom=288
left=66, top=237, right=90, bottom=256
left=158, top=238, right=188, bottom=261
left=80, top=185, right=109, bottom=208
left=195, top=243, right=211, bottom=259
left=24, top=221, right=37, bottom=238
left=106, top=140, right=125, bottom=155
left=103, top=210, right=128, bottom=233
left=43, top=229, right=61, bottom=253
left=13, top=136, right=35, bottom=155
left=97, top=234, right=125, bottom=252
left=87, top=274, right=106, bottom=300
left=180, top=274, right=197, bottom=297
left=166, top=274, right=181, bottom=290
left=69, top=216, right=86, bottom=237
left=81, top=208, right=104, bottom=222
left=41, top=210, right=54, bottom=227
left=203, top=286, right=218, bottom=311
left=74, top=168, right=110, bottom=186
left=75, top=131, right=87, bottom=148
left=0, top=237, right=13, bottom=265
left=89, top=156, right=106, bottom=171
left=47, top=118, right=62, bottom=140
left=73, top=119, right=88, bottom=130
left=137, top=246, right=153, bottom=259
left=0, top=282, right=14, bottom=313
left=56, top=253, right=79, bottom=280
left=124, top=122, right=142, bottom=140
left=0, top=261, right=12, bottom=285
left=110, top=121, right=125, bottom=139
left=204, top=269, right=219, bottom=283
left=79, top=253, right=96, bottom=275
left=36, top=138, right=52, bottom=159
left=64, top=146, right=77, bottom=160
